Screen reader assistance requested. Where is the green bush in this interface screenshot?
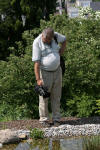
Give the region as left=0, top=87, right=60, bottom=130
left=96, top=100, right=100, bottom=114
left=65, top=93, right=96, bottom=117
left=0, top=13, right=100, bottom=120
left=0, top=54, right=39, bottom=121
left=30, top=128, right=44, bottom=139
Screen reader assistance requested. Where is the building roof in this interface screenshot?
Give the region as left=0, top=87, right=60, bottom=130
left=90, top=2, right=100, bottom=11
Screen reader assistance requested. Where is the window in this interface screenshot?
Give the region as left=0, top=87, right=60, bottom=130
left=71, top=12, right=79, bottom=17
left=81, top=2, right=90, bottom=7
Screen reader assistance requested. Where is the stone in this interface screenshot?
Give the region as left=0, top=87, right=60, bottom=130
left=0, top=124, right=100, bottom=144
left=0, top=129, right=20, bottom=144
left=0, top=143, right=3, bottom=148
left=18, top=134, right=27, bottom=139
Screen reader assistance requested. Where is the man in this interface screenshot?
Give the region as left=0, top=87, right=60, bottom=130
left=32, top=27, right=66, bottom=126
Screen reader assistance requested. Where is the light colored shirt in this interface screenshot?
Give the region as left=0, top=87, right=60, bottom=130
left=32, top=32, right=66, bottom=71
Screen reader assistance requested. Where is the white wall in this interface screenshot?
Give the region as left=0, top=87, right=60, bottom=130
left=76, top=0, right=91, bottom=7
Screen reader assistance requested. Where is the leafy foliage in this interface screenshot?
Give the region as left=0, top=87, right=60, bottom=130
left=66, top=94, right=96, bottom=117
left=96, top=100, right=100, bottom=114
left=0, top=13, right=100, bottom=120
left=79, top=7, right=100, bottom=20
left=0, top=54, right=39, bottom=121
left=0, top=0, right=56, bottom=60
left=30, top=128, right=44, bottom=139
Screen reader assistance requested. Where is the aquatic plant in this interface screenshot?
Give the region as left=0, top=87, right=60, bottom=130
left=82, top=136, right=100, bottom=150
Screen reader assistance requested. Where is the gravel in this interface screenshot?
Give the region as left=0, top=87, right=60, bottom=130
left=16, top=124, right=100, bottom=138
left=0, top=123, right=100, bottom=145
left=0, top=117, right=100, bottom=140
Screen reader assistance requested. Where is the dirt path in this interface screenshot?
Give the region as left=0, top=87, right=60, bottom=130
left=0, top=117, right=100, bottom=130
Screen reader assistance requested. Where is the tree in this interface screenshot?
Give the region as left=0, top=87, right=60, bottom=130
left=65, top=0, right=68, bottom=13
left=0, top=0, right=57, bottom=60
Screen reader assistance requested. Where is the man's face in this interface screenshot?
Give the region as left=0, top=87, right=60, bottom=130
left=42, top=34, right=53, bottom=45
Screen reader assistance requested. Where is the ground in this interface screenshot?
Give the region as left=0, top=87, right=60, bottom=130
left=0, top=117, right=100, bottom=130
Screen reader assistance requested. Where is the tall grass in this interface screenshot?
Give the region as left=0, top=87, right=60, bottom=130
left=82, top=136, right=100, bottom=150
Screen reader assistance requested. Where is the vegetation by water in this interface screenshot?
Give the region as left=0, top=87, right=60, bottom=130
left=1, top=136, right=100, bottom=150
left=82, top=136, right=100, bottom=150
left=30, top=128, right=44, bottom=139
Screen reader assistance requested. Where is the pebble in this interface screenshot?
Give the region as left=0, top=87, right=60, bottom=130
left=0, top=143, right=3, bottom=148
left=43, top=124, right=100, bottom=137
left=10, top=124, right=100, bottom=138
left=1, top=124, right=100, bottom=145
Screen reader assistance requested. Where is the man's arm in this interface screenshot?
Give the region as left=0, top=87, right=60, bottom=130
left=54, top=32, right=67, bottom=56
left=34, top=62, right=43, bottom=86
left=59, top=40, right=66, bottom=56
left=32, top=39, right=43, bottom=85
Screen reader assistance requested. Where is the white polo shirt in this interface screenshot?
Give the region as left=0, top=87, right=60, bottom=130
left=32, top=32, right=66, bottom=71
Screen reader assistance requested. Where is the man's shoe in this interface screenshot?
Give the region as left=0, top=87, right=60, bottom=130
left=40, top=121, right=50, bottom=127
left=53, top=121, right=61, bottom=127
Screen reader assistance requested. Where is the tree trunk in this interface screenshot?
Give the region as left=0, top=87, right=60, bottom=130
left=59, top=0, right=62, bottom=15
left=65, top=0, right=68, bottom=14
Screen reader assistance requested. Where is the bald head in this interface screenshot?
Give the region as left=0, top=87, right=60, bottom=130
left=42, top=28, right=54, bottom=38
left=42, top=28, right=54, bottom=44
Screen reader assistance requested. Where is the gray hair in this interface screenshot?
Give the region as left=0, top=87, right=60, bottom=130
left=42, top=28, right=54, bottom=38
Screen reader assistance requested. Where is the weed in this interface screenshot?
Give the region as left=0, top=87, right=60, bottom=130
left=30, top=128, right=44, bottom=139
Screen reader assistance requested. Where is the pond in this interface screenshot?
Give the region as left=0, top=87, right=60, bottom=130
left=1, top=135, right=100, bottom=150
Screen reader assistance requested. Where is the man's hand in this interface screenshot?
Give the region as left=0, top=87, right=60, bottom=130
left=37, top=79, right=43, bottom=86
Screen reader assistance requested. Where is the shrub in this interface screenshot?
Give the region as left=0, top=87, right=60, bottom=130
left=65, top=93, right=96, bottom=117
left=0, top=54, right=39, bottom=120
left=95, top=100, right=100, bottom=115
left=30, top=128, right=44, bottom=139
left=0, top=13, right=100, bottom=120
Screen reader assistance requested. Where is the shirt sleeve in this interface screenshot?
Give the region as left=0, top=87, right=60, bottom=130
left=55, top=32, right=66, bottom=43
left=32, top=40, right=41, bottom=62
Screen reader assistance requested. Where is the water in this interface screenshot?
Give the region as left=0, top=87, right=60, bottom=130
left=0, top=136, right=100, bottom=150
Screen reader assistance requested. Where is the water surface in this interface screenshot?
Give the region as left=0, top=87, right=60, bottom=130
left=1, top=136, right=100, bottom=150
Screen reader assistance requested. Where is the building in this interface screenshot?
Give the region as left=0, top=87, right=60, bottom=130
left=67, top=7, right=79, bottom=18
left=67, top=0, right=100, bottom=18
left=56, top=0, right=65, bottom=14
left=76, top=0, right=92, bottom=7
left=90, top=2, right=100, bottom=11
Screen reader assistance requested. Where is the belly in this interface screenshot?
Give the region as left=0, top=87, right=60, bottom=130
left=41, top=53, right=60, bottom=71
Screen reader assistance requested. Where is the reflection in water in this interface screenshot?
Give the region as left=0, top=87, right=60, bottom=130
left=0, top=144, right=17, bottom=150
left=14, top=143, right=30, bottom=150
left=1, top=136, right=100, bottom=150
left=50, top=139, right=61, bottom=150
left=60, top=138, right=83, bottom=150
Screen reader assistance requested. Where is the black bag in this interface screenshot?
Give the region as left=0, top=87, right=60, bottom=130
left=60, top=56, right=65, bottom=75
left=34, top=85, right=50, bottom=98
left=54, top=34, right=65, bottom=75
